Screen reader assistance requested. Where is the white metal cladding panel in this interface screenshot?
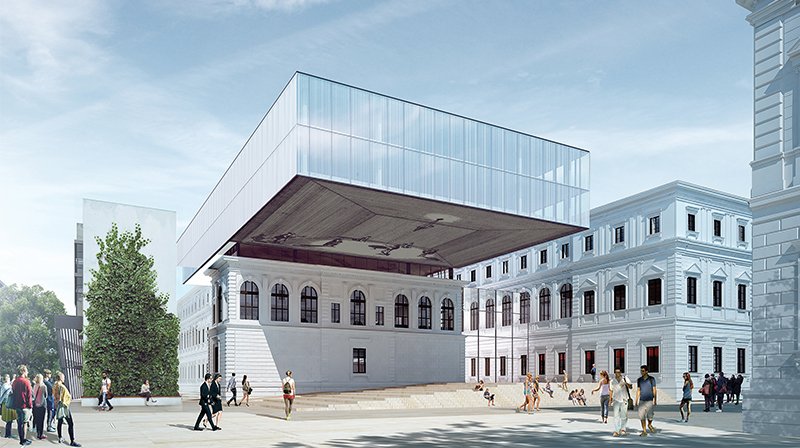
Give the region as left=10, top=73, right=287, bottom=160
left=178, top=76, right=298, bottom=269
left=293, top=73, right=590, bottom=228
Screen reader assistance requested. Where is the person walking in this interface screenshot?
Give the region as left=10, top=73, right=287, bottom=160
left=31, top=374, right=47, bottom=440
left=609, top=368, right=632, bottom=437
left=53, top=372, right=81, bottom=447
left=98, top=371, right=113, bottom=411
left=225, top=373, right=238, bottom=407
left=12, top=365, right=33, bottom=446
left=590, top=364, right=597, bottom=383
left=43, top=370, right=55, bottom=433
left=679, top=372, right=693, bottom=423
left=532, top=375, right=541, bottom=412
left=211, top=374, right=223, bottom=429
left=591, top=370, right=610, bottom=423
left=1, top=374, right=14, bottom=439
left=282, top=371, right=296, bottom=420
left=241, top=375, right=252, bottom=407
left=193, top=374, right=220, bottom=431
left=726, top=374, right=736, bottom=403
left=635, top=365, right=657, bottom=437
left=517, top=373, right=532, bottom=413
left=715, top=372, right=728, bottom=412
left=561, top=372, right=569, bottom=391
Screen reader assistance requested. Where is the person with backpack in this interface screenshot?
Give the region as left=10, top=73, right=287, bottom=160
left=701, top=374, right=713, bottom=412
left=53, top=371, right=81, bottom=446
left=1, top=374, right=14, bottom=439
left=282, top=371, right=295, bottom=420
left=635, top=365, right=657, bottom=437
left=715, top=372, right=728, bottom=412
left=225, top=373, right=238, bottom=407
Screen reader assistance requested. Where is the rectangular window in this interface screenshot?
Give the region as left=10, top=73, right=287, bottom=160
left=561, top=243, right=569, bottom=259
left=714, top=219, right=722, bottom=237
left=737, top=348, right=746, bottom=374
left=485, top=265, right=492, bottom=279
left=584, top=350, right=595, bottom=374
left=739, top=225, right=746, bottom=242
left=614, top=348, right=625, bottom=373
left=614, top=226, right=625, bottom=244
left=738, top=284, right=747, bottom=310
left=688, top=213, right=696, bottom=232
left=689, top=345, right=698, bottom=373
left=584, top=235, right=594, bottom=252
left=538, top=353, right=546, bottom=376
left=521, top=355, right=528, bottom=375
left=520, top=255, right=528, bottom=270
left=500, top=356, right=507, bottom=376
left=558, top=352, right=566, bottom=375
left=713, top=281, right=723, bottom=307
left=687, top=277, right=697, bottom=304
left=502, top=260, right=509, bottom=274
left=456, top=274, right=461, bottom=281
left=540, top=249, right=547, bottom=265
left=647, top=278, right=662, bottom=306
left=331, top=303, right=341, bottom=323
left=470, top=270, right=476, bottom=282
left=485, top=357, right=491, bottom=376
left=646, top=346, right=660, bottom=373
left=376, top=306, right=384, bottom=326
left=583, top=291, right=595, bottom=315
left=613, top=285, right=626, bottom=310
left=713, top=347, right=722, bottom=373
left=649, top=215, right=661, bottom=235
left=471, top=358, right=477, bottom=377
left=353, top=348, right=366, bottom=374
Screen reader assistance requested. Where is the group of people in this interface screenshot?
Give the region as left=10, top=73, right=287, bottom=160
left=193, top=370, right=297, bottom=431
left=700, top=372, right=743, bottom=412
left=568, top=389, right=588, bottom=406
left=0, top=365, right=80, bottom=447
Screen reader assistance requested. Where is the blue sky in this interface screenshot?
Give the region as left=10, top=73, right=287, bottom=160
left=0, top=0, right=753, bottom=312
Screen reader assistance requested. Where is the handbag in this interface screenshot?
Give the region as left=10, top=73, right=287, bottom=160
left=623, top=378, right=634, bottom=410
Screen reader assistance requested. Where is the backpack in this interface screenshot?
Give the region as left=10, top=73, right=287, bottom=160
left=283, top=381, right=292, bottom=394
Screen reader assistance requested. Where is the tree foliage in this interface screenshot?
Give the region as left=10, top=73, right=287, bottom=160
left=0, top=284, right=66, bottom=376
left=83, top=223, right=179, bottom=397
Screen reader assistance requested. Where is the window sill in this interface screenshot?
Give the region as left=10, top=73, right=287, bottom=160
left=713, top=236, right=724, bottom=244
left=686, top=231, right=699, bottom=239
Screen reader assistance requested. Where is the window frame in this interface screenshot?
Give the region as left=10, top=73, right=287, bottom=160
left=375, top=305, right=384, bottom=326
left=418, top=296, right=432, bottom=329
left=300, top=285, right=318, bottom=323
left=350, top=290, right=367, bottom=326
left=649, top=215, right=661, bottom=235
left=583, top=290, right=595, bottom=315
left=270, top=283, right=289, bottom=322
left=557, top=352, right=566, bottom=375
left=614, top=225, right=625, bottom=244
left=539, top=288, right=551, bottom=321
left=737, top=348, right=746, bottom=374
left=613, top=284, right=626, bottom=311
left=584, top=234, right=594, bottom=252
left=645, top=346, right=660, bottom=373
left=713, top=346, right=723, bottom=373
left=520, top=255, right=528, bottom=270
left=441, top=298, right=454, bottom=331
left=501, top=295, right=512, bottom=326
left=687, top=276, right=698, bottom=305
left=485, top=299, right=495, bottom=329
left=331, top=302, right=341, bottom=323
left=647, top=278, right=662, bottom=306
left=240, top=281, right=259, bottom=320
left=538, top=353, right=546, bottom=376
left=737, top=284, right=747, bottom=310
left=713, top=280, right=723, bottom=307
left=559, top=284, right=573, bottom=318
left=584, top=350, right=595, bottom=375
left=394, top=294, right=409, bottom=328
left=540, top=249, right=547, bottom=265
left=613, top=348, right=625, bottom=373
left=469, top=302, right=479, bottom=331
left=352, top=348, right=366, bottom=374
left=519, top=292, right=530, bottom=324
left=560, top=243, right=569, bottom=259
left=688, top=345, right=698, bottom=373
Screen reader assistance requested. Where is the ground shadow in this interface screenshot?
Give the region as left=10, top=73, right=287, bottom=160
left=168, top=423, right=200, bottom=431
left=269, top=419, right=799, bottom=448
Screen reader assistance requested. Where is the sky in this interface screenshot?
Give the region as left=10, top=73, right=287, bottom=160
left=0, top=0, right=754, bottom=313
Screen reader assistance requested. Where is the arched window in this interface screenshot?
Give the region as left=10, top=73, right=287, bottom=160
left=271, top=283, right=289, bottom=322
left=394, top=294, right=409, bottom=328
left=240, top=281, right=259, bottom=320
left=520, top=292, right=530, bottom=324
left=418, top=296, right=432, bottom=329
left=486, top=299, right=495, bottom=329
left=350, top=290, right=366, bottom=326
left=539, top=288, right=551, bottom=321
left=501, top=295, right=512, bottom=326
left=560, top=284, right=573, bottom=318
left=441, top=298, right=454, bottom=331
left=470, top=302, right=479, bottom=331
left=300, top=286, right=318, bottom=323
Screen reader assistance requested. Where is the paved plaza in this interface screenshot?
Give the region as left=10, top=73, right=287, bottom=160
left=1, top=401, right=797, bottom=447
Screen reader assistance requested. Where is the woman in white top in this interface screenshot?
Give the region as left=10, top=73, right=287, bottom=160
left=99, top=371, right=113, bottom=411
left=282, top=371, right=295, bottom=420
left=609, top=368, right=632, bottom=437
left=591, top=370, right=611, bottom=423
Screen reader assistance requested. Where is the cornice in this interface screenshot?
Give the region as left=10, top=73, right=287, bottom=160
left=742, top=0, right=796, bottom=26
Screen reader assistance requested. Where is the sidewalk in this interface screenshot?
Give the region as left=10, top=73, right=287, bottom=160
left=0, top=401, right=792, bottom=448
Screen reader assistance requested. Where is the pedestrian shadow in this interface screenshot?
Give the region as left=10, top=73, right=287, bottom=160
left=255, top=413, right=290, bottom=421
left=168, top=423, right=198, bottom=431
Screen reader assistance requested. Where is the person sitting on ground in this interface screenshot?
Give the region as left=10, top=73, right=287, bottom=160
left=543, top=380, right=554, bottom=398
left=568, top=390, right=577, bottom=405
left=578, top=389, right=588, bottom=406
left=483, top=388, right=495, bottom=406
left=473, top=379, right=485, bottom=391
left=139, top=380, right=157, bottom=405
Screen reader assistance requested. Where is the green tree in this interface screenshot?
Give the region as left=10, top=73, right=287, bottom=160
left=0, top=284, right=66, bottom=376
left=83, top=223, right=179, bottom=397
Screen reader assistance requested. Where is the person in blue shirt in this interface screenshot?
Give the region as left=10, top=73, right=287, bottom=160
left=635, top=365, right=657, bottom=437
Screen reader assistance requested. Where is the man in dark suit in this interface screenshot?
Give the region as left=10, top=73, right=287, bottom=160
left=194, top=374, right=220, bottom=431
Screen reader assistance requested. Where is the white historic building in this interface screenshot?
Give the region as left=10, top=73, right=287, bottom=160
left=738, top=0, right=800, bottom=436
left=176, top=72, right=590, bottom=395
left=457, top=181, right=752, bottom=401
left=178, top=286, right=213, bottom=395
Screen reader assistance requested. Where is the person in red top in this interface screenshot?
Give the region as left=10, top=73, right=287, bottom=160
left=11, top=364, right=32, bottom=446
